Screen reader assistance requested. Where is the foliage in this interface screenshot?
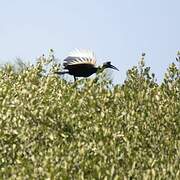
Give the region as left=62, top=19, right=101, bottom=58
left=0, top=52, right=179, bottom=179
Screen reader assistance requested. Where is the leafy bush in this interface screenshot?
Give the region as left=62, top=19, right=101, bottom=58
left=0, top=52, right=179, bottom=179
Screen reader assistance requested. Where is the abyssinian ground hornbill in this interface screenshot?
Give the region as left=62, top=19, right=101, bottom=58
left=55, top=49, right=119, bottom=81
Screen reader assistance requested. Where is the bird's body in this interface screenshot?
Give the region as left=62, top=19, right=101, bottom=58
left=64, top=63, right=98, bottom=77
left=55, top=49, right=119, bottom=81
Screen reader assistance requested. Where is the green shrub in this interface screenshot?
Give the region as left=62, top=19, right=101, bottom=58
left=0, top=52, right=179, bottom=179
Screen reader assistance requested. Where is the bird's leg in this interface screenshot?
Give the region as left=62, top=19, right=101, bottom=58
left=74, top=76, right=77, bottom=82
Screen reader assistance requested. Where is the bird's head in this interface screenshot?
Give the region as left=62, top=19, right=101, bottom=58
left=102, top=61, right=119, bottom=71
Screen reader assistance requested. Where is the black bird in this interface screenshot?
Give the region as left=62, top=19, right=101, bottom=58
left=55, top=49, right=119, bottom=81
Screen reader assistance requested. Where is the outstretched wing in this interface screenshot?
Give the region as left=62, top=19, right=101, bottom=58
left=63, top=49, right=96, bottom=67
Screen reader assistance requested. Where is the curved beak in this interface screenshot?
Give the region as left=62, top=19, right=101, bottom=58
left=109, top=64, right=119, bottom=71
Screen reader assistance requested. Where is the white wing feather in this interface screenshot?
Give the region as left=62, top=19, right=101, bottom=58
left=63, top=49, right=96, bottom=66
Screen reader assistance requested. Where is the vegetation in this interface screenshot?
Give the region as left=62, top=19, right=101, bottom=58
left=0, top=52, right=179, bottom=179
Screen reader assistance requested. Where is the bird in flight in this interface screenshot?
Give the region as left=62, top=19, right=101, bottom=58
left=55, top=49, right=119, bottom=81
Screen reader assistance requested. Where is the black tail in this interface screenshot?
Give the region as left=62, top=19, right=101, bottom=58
left=54, top=71, right=69, bottom=75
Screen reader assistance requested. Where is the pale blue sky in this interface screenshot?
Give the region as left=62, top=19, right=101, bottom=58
left=0, top=0, right=179, bottom=82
